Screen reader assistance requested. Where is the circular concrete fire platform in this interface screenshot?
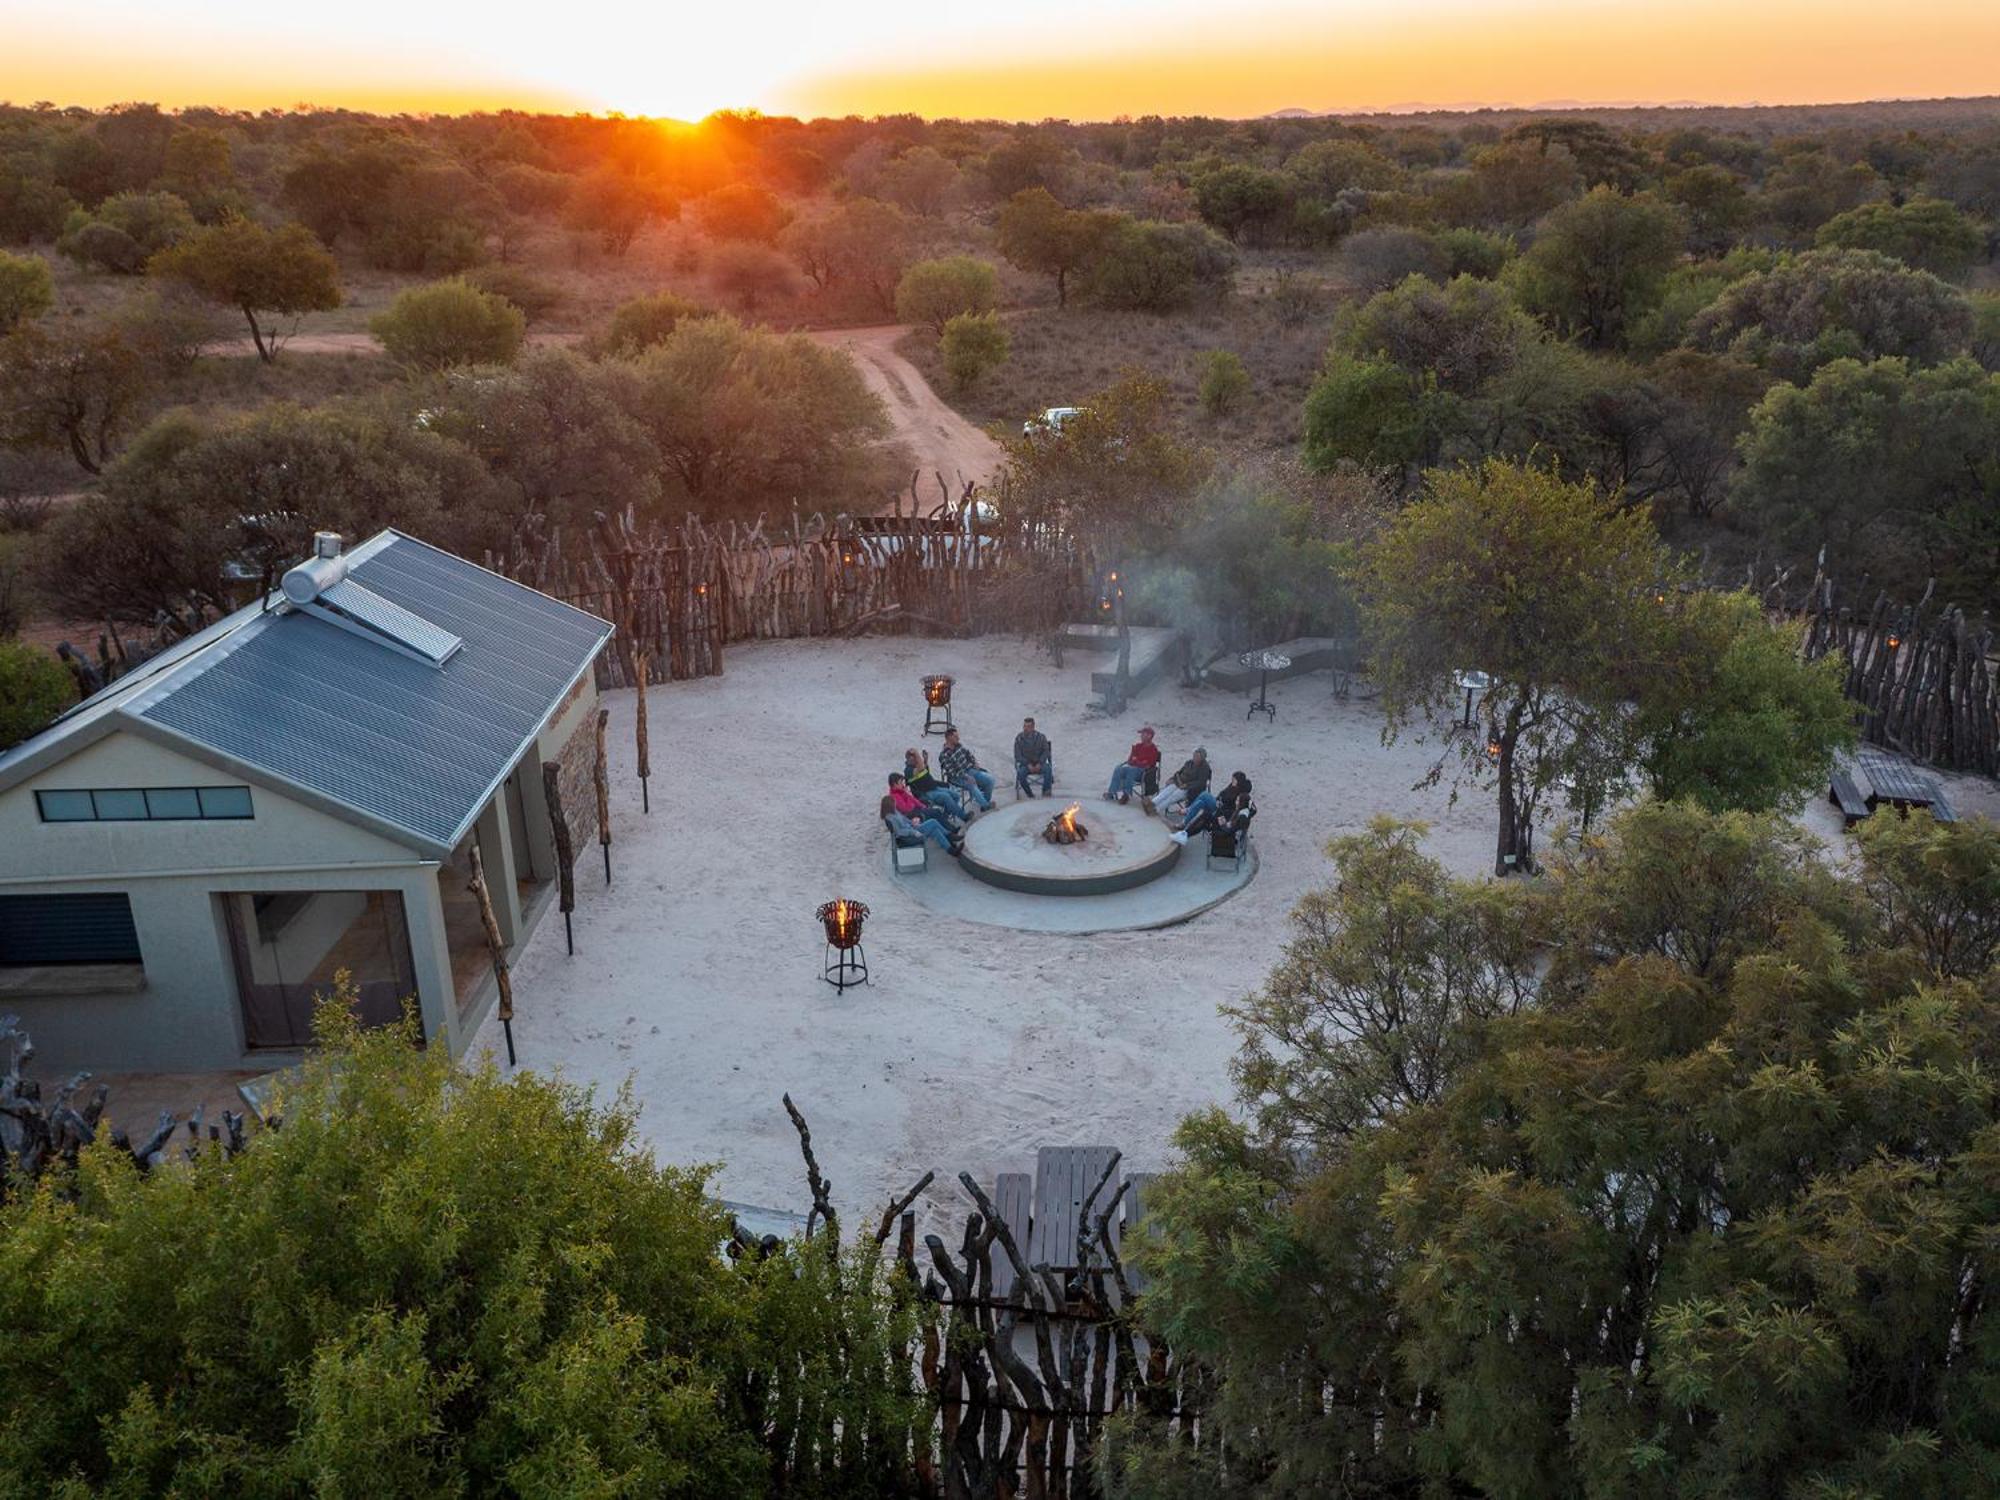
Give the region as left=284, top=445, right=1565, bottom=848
left=886, top=794, right=1255, bottom=936
left=959, top=798, right=1180, bottom=896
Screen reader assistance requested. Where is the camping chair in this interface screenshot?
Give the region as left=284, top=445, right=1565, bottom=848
left=1206, top=804, right=1256, bottom=873
left=884, top=818, right=929, bottom=875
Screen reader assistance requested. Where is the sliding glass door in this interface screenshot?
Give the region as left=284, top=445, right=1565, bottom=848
left=220, top=890, right=418, bottom=1049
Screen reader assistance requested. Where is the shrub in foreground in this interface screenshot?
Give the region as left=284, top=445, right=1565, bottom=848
left=0, top=989, right=929, bottom=1496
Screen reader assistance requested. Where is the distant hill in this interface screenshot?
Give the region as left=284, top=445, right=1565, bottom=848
left=1256, top=94, right=2000, bottom=134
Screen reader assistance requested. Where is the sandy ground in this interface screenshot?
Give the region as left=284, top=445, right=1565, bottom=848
left=798, top=325, right=1007, bottom=490
left=465, top=637, right=1999, bottom=1235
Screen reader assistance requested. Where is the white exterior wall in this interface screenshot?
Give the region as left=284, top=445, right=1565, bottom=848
left=0, top=732, right=449, bottom=1072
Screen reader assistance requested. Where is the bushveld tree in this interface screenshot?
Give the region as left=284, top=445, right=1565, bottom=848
left=593, top=291, right=707, bottom=357
left=1358, top=459, right=1680, bottom=874
left=0, top=168, right=73, bottom=243
left=995, top=187, right=1118, bottom=307
left=1008, top=372, right=1209, bottom=553
left=147, top=217, right=341, bottom=362
left=1510, top=186, right=1684, bottom=347
left=0, top=640, right=73, bottom=751
left=57, top=190, right=194, bottom=274
left=1197, top=349, right=1250, bottom=416
left=1635, top=590, right=1855, bottom=812
left=695, top=181, right=791, bottom=243
left=940, top=310, right=1009, bottom=389
left=1110, top=801, right=2000, bottom=1500
left=778, top=197, right=913, bottom=313
left=1339, top=226, right=1447, bottom=293
left=628, top=315, right=885, bottom=512
left=709, top=240, right=797, bottom=315
left=159, top=124, right=239, bottom=220
left=1758, top=147, right=1884, bottom=241
left=0, top=988, right=931, bottom=1494
left=894, top=255, right=998, bottom=336
left=37, top=404, right=498, bottom=623
left=460, top=262, right=563, bottom=323
left=0, top=321, right=147, bottom=474
left=1085, top=219, right=1235, bottom=311
left=424, top=349, right=658, bottom=527
left=566, top=165, right=675, bottom=255
left=1663, top=163, right=1752, bottom=253
left=0, top=251, right=51, bottom=331
left=1287, top=137, right=1403, bottom=196
left=1192, top=164, right=1296, bottom=245
left=370, top=278, right=525, bottom=370
left=1433, top=227, right=1514, bottom=279
left=1303, top=275, right=1545, bottom=487
left=1737, top=355, right=2000, bottom=598
left=1461, top=137, right=1581, bottom=227
left=1687, top=247, right=1972, bottom=378
left=1815, top=195, right=1985, bottom=278
left=984, top=132, right=1073, bottom=199
left=879, top=144, right=959, bottom=217
left=104, top=284, right=231, bottom=371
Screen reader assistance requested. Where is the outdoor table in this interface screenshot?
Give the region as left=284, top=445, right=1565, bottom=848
left=1453, top=669, right=1493, bottom=729
left=1241, top=650, right=1291, bottom=721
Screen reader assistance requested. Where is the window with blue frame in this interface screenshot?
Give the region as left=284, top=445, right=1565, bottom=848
left=35, top=786, right=254, bottom=823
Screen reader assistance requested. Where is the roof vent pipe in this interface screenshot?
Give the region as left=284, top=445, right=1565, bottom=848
left=281, top=532, right=348, bottom=606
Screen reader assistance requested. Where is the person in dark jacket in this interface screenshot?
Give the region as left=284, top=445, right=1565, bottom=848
left=1144, top=747, right=1210, bottom=820
left=939, top=728, right=996, bottom=810
left=1174, top=771, right=1252, bottom=844
left=1013, top=717, right=1053, bottom=797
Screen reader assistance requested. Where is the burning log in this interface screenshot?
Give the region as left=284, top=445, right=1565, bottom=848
left=1042, top=803, right=1088, bottom=845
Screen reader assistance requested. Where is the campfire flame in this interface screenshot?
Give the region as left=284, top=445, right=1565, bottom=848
left=1043, top=803, right=1089, bottom=844
left=817, top=898, right=869, bottom=949
left=922, top=674, right=953, bottom=706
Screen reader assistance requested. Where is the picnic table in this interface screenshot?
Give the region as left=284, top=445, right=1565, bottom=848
left=1830, top=750, right=1958, bottom=825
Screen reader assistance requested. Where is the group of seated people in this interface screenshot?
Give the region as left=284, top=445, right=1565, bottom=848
left=880, top=718, right=1256, bottom=861
left=1105, top=727, right=1257, bottom=848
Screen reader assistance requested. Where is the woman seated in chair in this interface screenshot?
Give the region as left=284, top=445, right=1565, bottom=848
left=1172, top=771, right=1253, bottom=845
left=882, top=773, right=961, bottom=855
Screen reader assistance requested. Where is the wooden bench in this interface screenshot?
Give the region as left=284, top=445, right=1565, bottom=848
left=1200, top=636, right=1357, bottom=692
left=1121, top=1172, right=1157, bottom=1294
left=1055, top=624, right=1188, bottom=709
left=1828, top=755, right=1876, bottom=825
left=988, top=1171, right=1033, bottom=1302
left=1027, top=1145, right=1120, bottom=1274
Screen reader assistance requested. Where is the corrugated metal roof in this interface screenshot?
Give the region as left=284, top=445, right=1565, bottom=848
left=114, top=532, right=612, bottom=856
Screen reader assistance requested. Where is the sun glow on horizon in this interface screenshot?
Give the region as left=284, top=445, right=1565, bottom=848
left=4, top=0, right=1998, bottom=122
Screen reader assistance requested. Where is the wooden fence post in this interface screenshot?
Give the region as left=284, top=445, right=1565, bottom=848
left=542, top=761, right=577, bottom=955
left=467, top=843, right=516, bottom=1066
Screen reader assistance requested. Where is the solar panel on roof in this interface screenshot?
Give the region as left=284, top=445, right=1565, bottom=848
left=308, top=578, right=464, bottom=666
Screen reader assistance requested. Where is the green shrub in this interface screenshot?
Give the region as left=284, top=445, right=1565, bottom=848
left=370, top=278, right=525, bottom=370
left=941, top=310, right=1009, bottom=388
left=1086, top=220, right=1235, bottom=311
left=58, top=191, right=195, bottom=273
left=461, top=262, right=563, bottom=323
left=0, top=989, right=932, bottom=1495
left=1197, top=349, right=1251, bottom=416
left=1434, top=226, right=1515, bottom=279
left=894, top=255, right=998, bottom=336
left=0, top=639, right=73, bottom=749
left=0, top=251, right=52, bottom=331
left=596, top=291, right=708, bottom=356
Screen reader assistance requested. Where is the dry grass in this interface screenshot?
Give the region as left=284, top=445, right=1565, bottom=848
left=899, top=279, right=1343, bottom=461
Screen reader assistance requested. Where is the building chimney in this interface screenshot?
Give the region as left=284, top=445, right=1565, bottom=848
left=281, top=531, right=349, bottom=606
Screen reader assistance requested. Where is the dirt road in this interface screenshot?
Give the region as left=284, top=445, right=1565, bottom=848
left=207, top=323, right=1005, bottom=490
left=799, top=325, right=1006, bottom=490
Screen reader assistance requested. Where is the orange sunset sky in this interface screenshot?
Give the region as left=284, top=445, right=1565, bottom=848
left=4, top=0, right=1999, bottom=120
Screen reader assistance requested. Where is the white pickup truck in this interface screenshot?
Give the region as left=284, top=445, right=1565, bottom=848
left=1021, top=406, right=1085, bottom=440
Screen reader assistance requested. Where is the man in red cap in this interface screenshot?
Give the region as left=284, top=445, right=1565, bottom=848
left=1104, top=726, right=1162, bottom=804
